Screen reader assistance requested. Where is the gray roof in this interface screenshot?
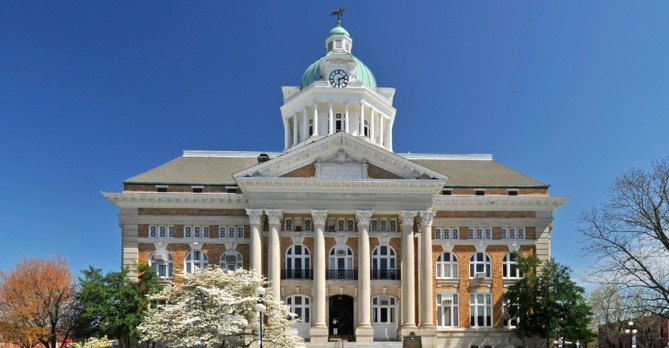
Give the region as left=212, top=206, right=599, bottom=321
left=125, top=151, right=547, bottom=188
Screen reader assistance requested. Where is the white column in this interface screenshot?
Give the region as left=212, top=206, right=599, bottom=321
left=370, top=108, right=375, bottom=142
left=389, top=118, right=394, bottom=151
left=313, top=102, right=319, bottom=136
left=419, top=210, right=437, bottom=329
left=293, top=113, right=298, bottom=145
left=400, top=211, right=418, bottom=330
left=379, top=115, right=384, bottom=147
left=302, top=108, right=308, bottom=141
left=265, top=209, right=282, bottom=300
left=283, top=119, right=290, bottom=150
left=310, top=209, right=329, bottom=343
left=328, top=102, right=334, bottom=135
left=345, top=102, right=350, bottom=133
left=359, top=102, right=364, bottom=136
left=355, top=210, right=374, bottom=343
left=246, top=209, right=264, bottom=274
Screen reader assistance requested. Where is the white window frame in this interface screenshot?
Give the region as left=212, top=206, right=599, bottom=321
left=436, top=252, right=459, bottom=279
left=347, top=219, right=355, bottom=232
left=434, top=227, right=458, bottom=240
left=337, top=219, right=345, bottom=232
left=503, top=252, right=524, bottom=279
left=504, top=298, right=519, bottom=328
left=469, top=252, right=492, bottom=279
left=285, top=244, right=311, bottom=278
left=329, top=245, right=354, bottom=270
left=285, top=218, right=292, bottom=231
left=184, top=225, right=210, bottom=238
left=371, top=245, right=397, bottom=279
left=469, top=293, right=492, bottom=328
left=149, top=225, right=175, bottom=238
left=286, top=295, right=311, bottom=323
left=150, top=251, right=173, bottom=279
left=220, top=250, right=243, bottom=271
left=305, top=219, right=312, bottom=231
left=185, top=250, right=208, bottom=274
left=389, top=219, right=397, bottom=232
left=372, top=296, right=396, bottom=324
left=436, top=293, right=459, bottom=328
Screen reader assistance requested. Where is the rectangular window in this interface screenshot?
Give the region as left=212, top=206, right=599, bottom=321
left=328, top=218, right=335, bottom=232
left=220, top=227, right=226, bottom=238
left=485, top=228, right=491, bottom=240
left=229, top=227, right=235, bottom=238
left=380, top=219, right=387, bottom=232
left=510, top=228, right=516, bottom=240
left=347, top=219, right=354, bottom=232
left=476, top=228, right=483, bottom=240
left=169, top=226, right=175, bottom=238
left=444, top=228, right=450, bottom=240
left=475, top=190, right=485, bottom=196
left=338, top=219, right=344, bottom=231
left=508, top=190, right=518, bottom=196
left=285, top=219, right=292, bottom=231
left=238, top=227, right=244, bottom=238
left=442, top=189, right=452, bottom=195
left=305, top=219, right=311, bottom=231
left=435, top=228, right=441, bottom=240
left=501, top=228, right=507, bottom=240
left=203, top=226, right=210, bottom=238
left=390, top=219, right=397, bottom=232
left=149, top=226, right=157, bottom=238
left=470, top=293, right=492, bottom=327
left=453, top=228, right=459, bottom=239
left=294, top=218, right=303, bottom=231
left=194, top=226, right=200, bottom=238
left=504, top=300, right=518, bottom=328
left=157, top=187, right=167, bottom=192
left=371, top=220, right=378, bottom=232
left=518, top=228, right=525, bottom=240
left=436, top=293, right=459, bottom=328
left=468, top=229, right=474, bottom=239
left=192, top=187, right=203, bottom=193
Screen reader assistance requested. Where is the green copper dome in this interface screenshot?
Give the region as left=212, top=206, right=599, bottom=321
left=327, top=25, right=351, bottom=39
left=300, top=52, right=377, bottom=90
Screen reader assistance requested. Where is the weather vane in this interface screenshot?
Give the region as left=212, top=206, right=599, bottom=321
left=330, top=8, right=346, bottom=25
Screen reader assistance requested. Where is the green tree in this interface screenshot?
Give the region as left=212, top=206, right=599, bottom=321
left=74, top=263, right=161, bottom=348
left=506, top=253, right=594, bottom=348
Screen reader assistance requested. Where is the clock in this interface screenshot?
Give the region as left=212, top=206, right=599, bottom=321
left=329, top=69, right=349, bottom=88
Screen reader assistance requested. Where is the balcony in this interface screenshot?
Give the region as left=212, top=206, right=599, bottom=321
left=371, top=270, right=401, bottom=280
left=281, top=269, right=313, bottom=280
left=326, top=269, right=358, bottom=280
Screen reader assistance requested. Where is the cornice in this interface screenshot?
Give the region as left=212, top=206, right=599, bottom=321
left=433, top=196, right=569, bottom=211
left=236, top=178, right=444, bottom=194
left=101, top=192, right=249, bottom=209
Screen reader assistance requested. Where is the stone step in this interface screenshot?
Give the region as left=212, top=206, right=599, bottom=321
left=305, top=341, right=403, bottom=348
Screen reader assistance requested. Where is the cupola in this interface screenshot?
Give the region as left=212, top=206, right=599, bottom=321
left=326, top=24, right=352, bottom=53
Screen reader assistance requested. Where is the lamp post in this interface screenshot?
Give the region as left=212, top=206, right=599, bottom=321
left=255, top=287, right=266, bottom=348
left=625, top=321, right=637, bottom=348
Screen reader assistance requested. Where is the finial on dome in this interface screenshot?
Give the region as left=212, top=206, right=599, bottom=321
left=330, top=8, right=346, bottom=26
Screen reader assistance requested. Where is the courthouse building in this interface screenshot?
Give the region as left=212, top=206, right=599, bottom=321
left=103, top=19, right=568, bottom=348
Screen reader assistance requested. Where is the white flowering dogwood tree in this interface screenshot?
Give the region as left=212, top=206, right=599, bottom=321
left=138, top=267, right=304, bottom=348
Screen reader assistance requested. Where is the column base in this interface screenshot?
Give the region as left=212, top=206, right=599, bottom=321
left=355, top=324, right=374, bottom=344
left=399, top=325, right=419, bottom=338
left=309, top=325, right=329, bottom=344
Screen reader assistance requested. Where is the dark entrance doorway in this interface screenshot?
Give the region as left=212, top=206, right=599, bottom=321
left=329, top=295, right=354, bottom=339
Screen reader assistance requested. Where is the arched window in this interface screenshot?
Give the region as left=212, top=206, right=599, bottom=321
left=285, top=245, right=311, bottom=279
left=502, top=252, right=523, bottom=279
left=286, top=295, right=310, bottom=323
left=372, top=296, right=396, bottom=324
left=469, top=252, right=491, bottom=278
left=436, top=252, right=459, bottom=279
left=185, top=251, right=208, bottom=274
left=150, top=251, right=173, bottom=279
left=371, top=245, right=398, bottom=280
left=220, top=251, right=243, bottom=271
left=328, top=246, right=354, bottom=279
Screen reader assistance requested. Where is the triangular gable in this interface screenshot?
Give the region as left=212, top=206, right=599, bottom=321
left=233, top=132, right=448, bottom=181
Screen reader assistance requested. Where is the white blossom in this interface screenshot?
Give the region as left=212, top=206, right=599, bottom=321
left=139, top=267, right=304, bottom=348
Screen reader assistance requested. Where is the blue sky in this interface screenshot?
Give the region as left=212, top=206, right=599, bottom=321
left=1, top=2, right=668, bottom=288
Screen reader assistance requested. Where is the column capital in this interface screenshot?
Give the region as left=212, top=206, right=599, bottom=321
left=419, top=210, right=436, bottom=227
left=246, top=209, right=264, bottom=225
left=311, top=209, right=328, bottom=226
left=355, top=210, right=373, bottom=227
left=399, top=211, right=418, bottom=226
left=265, top=209, right=283, bottom=225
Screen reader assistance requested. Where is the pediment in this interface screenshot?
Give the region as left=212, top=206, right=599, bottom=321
left=233, top=132, right=447, bottom=181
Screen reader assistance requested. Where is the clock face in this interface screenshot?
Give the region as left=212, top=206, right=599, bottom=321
left=329, top=69, right=349, bottom=88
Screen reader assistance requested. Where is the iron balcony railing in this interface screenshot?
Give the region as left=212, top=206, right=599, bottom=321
left=326, top=269, right=358, bottom=280
left=370, top=270, right=401, bottom=280
left=281, top=269, right=313, bottom=280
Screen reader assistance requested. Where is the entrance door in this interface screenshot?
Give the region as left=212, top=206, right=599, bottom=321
left=329, top=295, right=354, bottom=339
